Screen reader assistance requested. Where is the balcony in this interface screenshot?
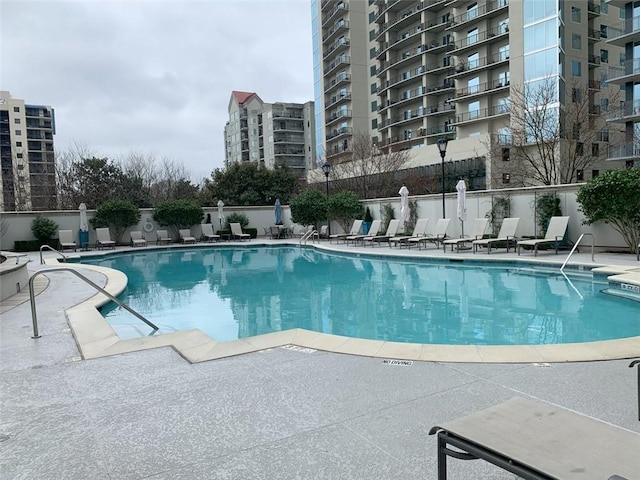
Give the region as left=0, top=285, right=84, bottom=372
left=587, top=28, right=601, bottom=42
left=322, top=2, right=348, bottom=27
left=588, top=54, right=601, bottom=67
left=326, top=126, right=352, bottom=141
left=272, top=111, right=303, bottom=119
left=588, top=79, right=601, bottom=91
left=324, top=73, right=351, bottom=93
left=446, top=0, right=509, bottom=30
left=606, top=15, right=640, bottom=46
left=455, top=78, right=509, bottom=100
left=323, top=37, right=350, bottom=60
left=378, top=65, right=427, bottom=92
left=448, top=51, right=510, bottom=78
left=274, top=135, right=305, bottom=144
left=325, top=92, right=351, bottom=109
left=453, top=104, right=509, bottom=125
left=608, top=142, right=640, bottom=161
left=324, top=55, right=351, bottom=75
left=451, top=25, right=509, bottom=54
left=326, top=144, right=352, bottom=160
left=323, top=20, right=349, bottom=43
left=606, top=99, right=640, bottom=123
left=274, top=148, right=305, bottom=156
left=607, top=58, right=640, bottom=84
left=587, top=1, right=600, bottom=17
left=326, top=109, right=352, bottom=126
left=425, top=123, right=456, bottom=137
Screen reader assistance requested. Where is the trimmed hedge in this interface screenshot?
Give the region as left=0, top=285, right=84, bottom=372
left=14, top=239, right=58, bottom=252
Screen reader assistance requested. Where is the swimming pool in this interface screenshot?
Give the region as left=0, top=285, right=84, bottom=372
left=78, top=246, right=640, bottom=346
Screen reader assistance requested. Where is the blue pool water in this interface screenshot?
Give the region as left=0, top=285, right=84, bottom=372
left=78, top=247, right=640, bottom=345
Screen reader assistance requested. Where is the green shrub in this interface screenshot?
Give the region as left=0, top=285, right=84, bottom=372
left=14, top=239, right=58, bottom=252
left=577, top=168, right=640, bottom=254
left=290, top=189, right=327, bottom=227
left=225, top=212, right=250, bottom=230
left=380, top=203, right=395, bottom=232
left=326, top=190, right=363, bottom=234
left=90, top=199, right=141, bottom=244
left=153, top=200, right=204, bottom=238
left=31, top=216, right=58, bottom=242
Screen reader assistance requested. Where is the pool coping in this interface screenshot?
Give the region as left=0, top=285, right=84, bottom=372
left=45, top=242, right=640, bottom=364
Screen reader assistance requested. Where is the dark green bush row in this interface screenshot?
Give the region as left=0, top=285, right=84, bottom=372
left=14, top=239, right=58, bottom=252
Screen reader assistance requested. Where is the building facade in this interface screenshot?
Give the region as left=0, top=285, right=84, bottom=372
left=0, top=91, right=56, bottom=211
left=606, top=0, right=640, bottom=165
left=224, top=91, right=316, bottom=178
left=313, top=0, right=630, bottom=189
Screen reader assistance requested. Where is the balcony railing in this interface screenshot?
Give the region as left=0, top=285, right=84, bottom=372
left=607, top=15, right=640, bottom=41
left=608, top=142, right=640, bottom=160
left=325, top=92, right=351, bottom=109
left=322, top=2, right=348, bottom=27
left=450, top=51, right=510, bottom=76
left=323, top=37, right=350, bottom=60
left=326, top=126, right=352, bottom=140
left=324, top=55, right=351, bottom=75
left=587, top=1, right=600, bottom=16
left=607, top=99, right=640, bottom=121
left=448, top=0, right=509, bottom=29
left=451, top=25, right=509, bottom=52
left=326, top=110, right=352, bottom=125
left=323, top=20, right=349, bottom=42
left=454, top=104, right=509, bottom=124
left=608, top=58, right=640, bottom=80
left=455, top=78, right=509, bottom=99
left=324, top=73, right=351, bottom=93
left=272, top=111, right=303, bottom=119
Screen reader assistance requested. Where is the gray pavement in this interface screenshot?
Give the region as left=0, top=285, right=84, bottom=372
left=1, top=245, right=639, bottom=479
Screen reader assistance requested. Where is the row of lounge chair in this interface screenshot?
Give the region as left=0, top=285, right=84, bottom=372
left=57, top=223, right=252, bottom=251
left=327, top=216, right=571, bottom=255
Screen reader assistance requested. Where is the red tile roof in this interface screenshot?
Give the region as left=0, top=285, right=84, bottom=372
left=231, top=91, right=259, bottom=105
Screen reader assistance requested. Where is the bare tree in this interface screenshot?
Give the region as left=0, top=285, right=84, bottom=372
left=55, top=142, right=98, bottom=209
left=312, top=132, right=410, bottom=198
left=488, top=77, right=620, bottom=187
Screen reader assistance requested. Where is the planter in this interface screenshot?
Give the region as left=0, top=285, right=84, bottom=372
left=362, top=221, right=372, bottom=235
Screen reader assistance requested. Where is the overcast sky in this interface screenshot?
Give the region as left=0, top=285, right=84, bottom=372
left=1, top=0, right=314, bottom=181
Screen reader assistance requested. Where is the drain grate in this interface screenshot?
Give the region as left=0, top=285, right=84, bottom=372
left=383, top=359, right=413, bottom=366
left=533, top=363, right=551, bottom=367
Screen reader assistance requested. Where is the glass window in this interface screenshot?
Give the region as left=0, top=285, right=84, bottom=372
left=524, top=47, right=559, bottom=79
left=523, top=18, right=558, bottom=53
left=498, top=19, right=509, bottom=34
left=468, top=76, right=480, bottom=94
left=369, top=29, right=376, bottom=41
left=468, top=100, right=480, bottom=119
left=523, top=0, right=556, bottom=24
left=600, top=49, right=608, bottom=63
left=467, top=28, right=478, bottom=46
left=571, top=60, right=582, bottom=76
left=371, top=100, right=377, bottom=112
left=572, top=33, right=581, bottom=50
left=15, top=129, right=21, bottom=135
left=571, top=6, right=581, bottom=22
left=14, top=118, right=20, bottom=124
left=498, top=71, right=510, bottom=86
left=498, top=97, right=510, bottom=113
left=369, top=47, right=376, bottom=59
left=468, top=52, right=479, bottom=69
left=370, top=83, right=377, bottom=94
left=499, top=45, right=510, bottom=61
left=599, top=25, right=608, bottom=39
left=600, top=0, right=608, bottom=14
left=467, top=3, right=478, bottom=20
left=370, top=65, right=377, bottom=76
left=372, top=118, right=378, bottom=129
left=368, top=11, right=376, bottom=23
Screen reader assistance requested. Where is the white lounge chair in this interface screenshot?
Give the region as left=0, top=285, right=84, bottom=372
left=95, top=228, right=115, bottom=250
left=443, top=218, right=489, bottom=252
left=319, top=225, right=329, bottom=239
left=58, top=229, right=77, bottom=252
left=389, top=218, right=429, bottom=248
left=346, top=219, right=381, bottom=245
left=179, top=229, right=197, bottom=244
left=200, top=223, right=220, bottom=242
left=230, top=222, right=250, bottom=241
left=130, top=231, right=147, bottom=247
left=156, top=230, right=172, bottom=245
left=473, top=217, right=520, bottom=253
left=363, top=219, right=400, bottom=246
left=517, top=216, right=569, bottom=256
left=408, top=218, right=450, bottom=249
left=330, top=219, right=362, bottom=243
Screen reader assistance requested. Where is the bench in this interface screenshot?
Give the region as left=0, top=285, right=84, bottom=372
left=429, top=397, right=640, bottom=480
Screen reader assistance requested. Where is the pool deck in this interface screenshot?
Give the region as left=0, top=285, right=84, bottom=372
left=1, top=240, right=639, bottom=479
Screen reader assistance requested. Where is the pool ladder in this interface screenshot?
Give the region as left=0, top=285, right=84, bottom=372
left=28, top=267, right=159, bottom=339
left=560, top=233, right=595, bottom=273
left=299, top=228, right=319, bottom=245
left=39, top=244, right=68, bottom=264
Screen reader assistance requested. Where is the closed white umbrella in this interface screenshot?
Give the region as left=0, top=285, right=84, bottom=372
left=455, top=179, right=467, bottom=237
left=217, top=200, right=225, bottom=229
left=399, top=184, right=409, bottom=230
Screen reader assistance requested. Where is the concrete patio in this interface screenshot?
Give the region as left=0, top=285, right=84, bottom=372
left=1, top=242, right=639, bottom=479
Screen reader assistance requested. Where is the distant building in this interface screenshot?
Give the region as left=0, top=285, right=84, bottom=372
left=312, top=0, right=629, bottom=189
left=224, top=91, right=316, bottom=178
left=605, top=0, right=640, bottom=166
left=0, top=91, right=56, bottom=211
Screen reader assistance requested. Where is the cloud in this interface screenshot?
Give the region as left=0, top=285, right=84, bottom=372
left=1, top=0, right=314, bottom=180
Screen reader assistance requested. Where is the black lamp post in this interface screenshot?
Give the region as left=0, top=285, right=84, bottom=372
left=321, top=162, right=331, bottom=237
left=437, top=138, right=448, bottom=218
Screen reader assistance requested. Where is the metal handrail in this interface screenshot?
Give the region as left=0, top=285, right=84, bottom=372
left=299, top=229, right=319, bottom=246
left=29, top=267, right=159, bottom=338
left=40, top=244, right=68, bottom=265
left=560, top=233, right=594, bottom=273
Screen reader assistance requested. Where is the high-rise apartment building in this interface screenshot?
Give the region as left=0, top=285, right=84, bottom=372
left=224, top=91, right=316, bottom=178
left=0, top=91, right=56, bottom=211
left=313, top=0, right=628, bottom=189
left=606, top=0, right=640, bottom=166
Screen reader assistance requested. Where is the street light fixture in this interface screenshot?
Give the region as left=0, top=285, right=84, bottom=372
left=437, top=138, right=448, bottom=219
left=321, top=162, right=331, bottom=237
